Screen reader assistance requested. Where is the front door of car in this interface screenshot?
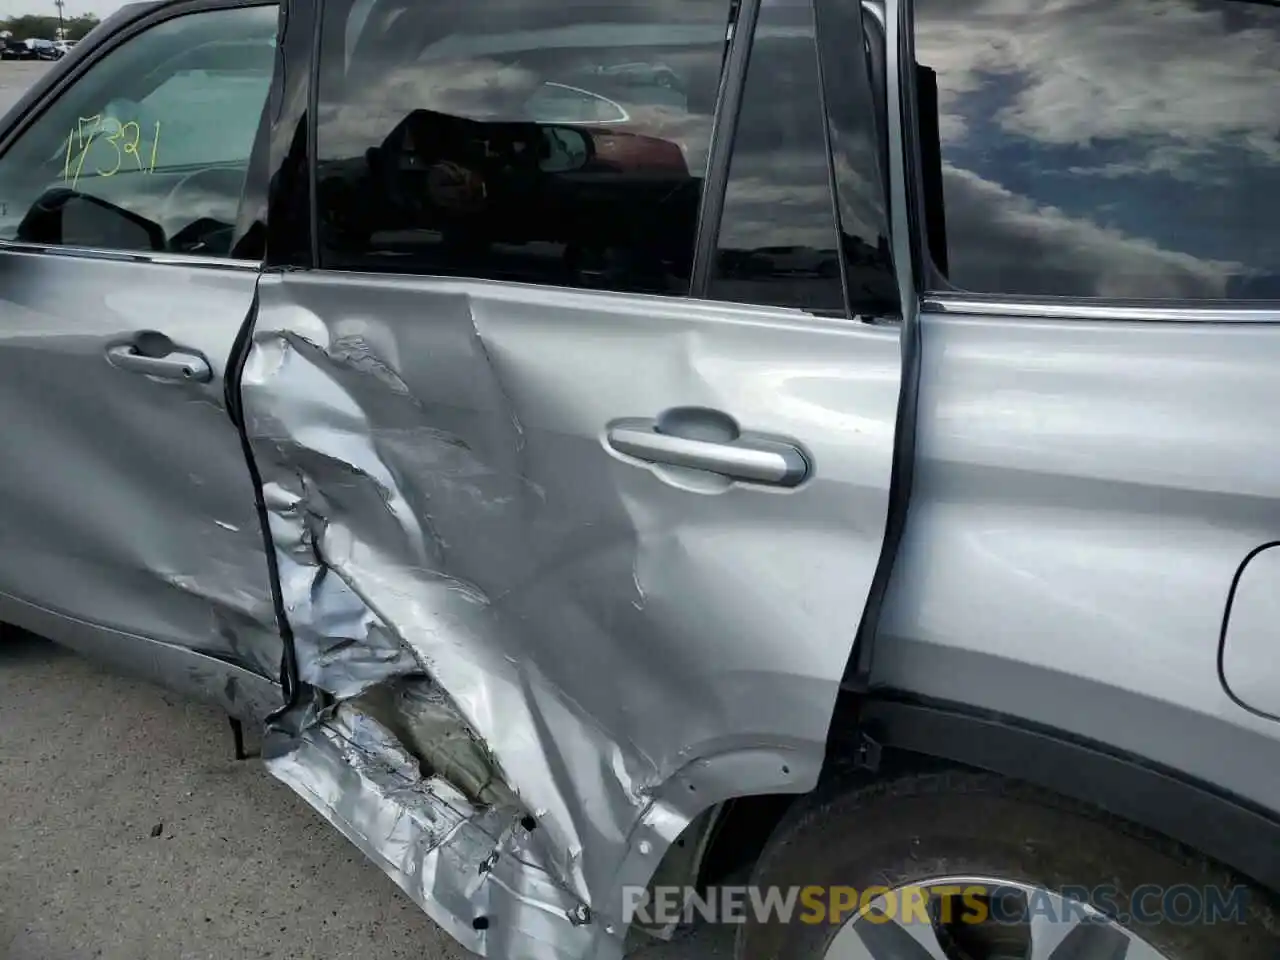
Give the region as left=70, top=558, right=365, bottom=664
left=0, top=1, right=283, bottom=718
left=238, top=0, right=907, bottom=942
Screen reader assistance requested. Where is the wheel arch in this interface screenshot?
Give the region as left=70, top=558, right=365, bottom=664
left=848, top=692, right=1280, bottom=896
left=691, top=688, right=1280, bottom=902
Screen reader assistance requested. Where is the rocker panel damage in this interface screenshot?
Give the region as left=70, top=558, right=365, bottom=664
left=240, top=270, right=900, bottom=958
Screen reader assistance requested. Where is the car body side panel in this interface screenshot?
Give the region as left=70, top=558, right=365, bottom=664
left=874, top=307, right=1280, bottom=815
left=241, top=270, right=900, bottom=956
left=0, top=249, right=281, bottom=693
left=4, top=585, right=282, bottom=721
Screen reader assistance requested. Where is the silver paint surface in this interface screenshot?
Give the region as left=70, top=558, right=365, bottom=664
left=1220, top=544, right=1280, bottom=721
left=879, top=0, right=1280, bottom=822
left=874, top=308, right=1280, bottom=810
left=240, top=270, right=900, bottom=956
left=0, top=247, right=281, bottom=717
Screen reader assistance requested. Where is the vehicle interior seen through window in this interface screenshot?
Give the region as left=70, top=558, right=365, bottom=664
left=0, top=6, right=276, bottom=259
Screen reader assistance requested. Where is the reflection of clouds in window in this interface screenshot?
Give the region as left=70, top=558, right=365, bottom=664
left=122, top=72, right=269, bottom=169
left=344, top=0, right=378, bottom=70
left=718, top=164, right=836, bottom=250
left=1066, top=143, right=1227, bottom=184
left=710, top=0, right=847, bottom=311
left=918, top=0, right=1280, bottom=162
left=830, top=150, right=884, bottom=254
left=320, top=60, right=537, bottom=159
left=716, top=21, right=832, bottom=249
left=916, top=0, right=1280, bottom=297
left=319, top=48, right=720, bottom=171
left=941, top=164, right=1238, bottom=299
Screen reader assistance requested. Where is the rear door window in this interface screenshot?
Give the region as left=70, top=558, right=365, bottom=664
left=313, top=0, right=735, bottom=294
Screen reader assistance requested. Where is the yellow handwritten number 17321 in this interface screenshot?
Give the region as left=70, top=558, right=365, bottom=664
left=63, top=115, right=162, bottom=189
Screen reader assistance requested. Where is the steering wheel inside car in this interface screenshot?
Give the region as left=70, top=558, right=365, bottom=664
left=159, top=165, right=250, bottom=256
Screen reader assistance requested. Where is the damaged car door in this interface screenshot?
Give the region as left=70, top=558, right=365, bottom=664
left=239, top=0, right=904, bottom=955
left=0, top=1, right=283, bottom=718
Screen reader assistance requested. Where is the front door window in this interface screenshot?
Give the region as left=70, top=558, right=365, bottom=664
left=0, top=5, right=277, bottom=258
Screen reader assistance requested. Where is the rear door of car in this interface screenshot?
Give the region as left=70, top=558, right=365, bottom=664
left=0, top=0, right=283, bottom=717
left=238, top=0, right=908, bottom=944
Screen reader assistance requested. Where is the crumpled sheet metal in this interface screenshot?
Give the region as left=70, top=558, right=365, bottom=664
left=266, top=704, right=596, bottom=960
left=353, top=677, right=520, bottom=809
left=264, top=480, right=420, bottom=700
left=243, top=306, right=639, bottom=914
left=240, top=271, right=892, bottom=958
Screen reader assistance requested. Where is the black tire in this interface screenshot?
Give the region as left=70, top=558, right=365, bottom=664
left=737, top=770, right=1280, bottom=960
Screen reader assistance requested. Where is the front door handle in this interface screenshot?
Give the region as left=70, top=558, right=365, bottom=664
left=606, top=408, right=809, bottom=487
left=107, top=335, right=212, bottom=383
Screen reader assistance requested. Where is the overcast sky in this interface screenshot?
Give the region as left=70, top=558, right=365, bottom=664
left=0, top=0, right=130, bottom=17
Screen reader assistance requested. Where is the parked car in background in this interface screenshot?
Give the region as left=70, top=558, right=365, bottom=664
left=0, top=38, right=30, bottom=60
left=53, top=39, right=76, bottom=57
left=1, top=38, right=62, bottom=60
left=1, top=1, right=1280, bottom=959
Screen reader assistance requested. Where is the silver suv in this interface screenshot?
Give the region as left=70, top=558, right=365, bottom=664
left=2, top=0, right=1279, bottom=958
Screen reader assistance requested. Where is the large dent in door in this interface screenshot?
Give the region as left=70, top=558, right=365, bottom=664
left=241, top=273, right=862, bottom=958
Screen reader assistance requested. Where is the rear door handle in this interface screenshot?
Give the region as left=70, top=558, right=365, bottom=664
left=106, top=336, right=212, bottom=383
left=606, top=410, right=809, bottom=487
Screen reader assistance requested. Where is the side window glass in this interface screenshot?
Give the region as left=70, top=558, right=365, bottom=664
left=0, top=6, right=277, bottom=259
left=709, top=0, right=844, bottom=312
left=315, top=0, right=735, bottom=295
left=914, top=0, right=1280, bottom=300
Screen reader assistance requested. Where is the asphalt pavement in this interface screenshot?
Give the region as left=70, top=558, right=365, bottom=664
left=0, top=61, right=46, bottom=111
left=0, top=61, right=729, bottom=960
left=0, top=60, right=46, bottom=115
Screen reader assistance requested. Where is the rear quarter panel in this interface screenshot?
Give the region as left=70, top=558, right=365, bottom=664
left=876, top=308, right=1280, bottom=814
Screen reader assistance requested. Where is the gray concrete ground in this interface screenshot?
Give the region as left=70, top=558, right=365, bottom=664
left=0, top=61, right=49, bottom=112
left=0, top=61, right=731, bottom=960
left=1, top=630, right=472, bottom=960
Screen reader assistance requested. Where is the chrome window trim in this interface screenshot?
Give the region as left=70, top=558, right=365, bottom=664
left=0, top=237, right=260, bottom=271
left=924, top=293, right=1280, bottom=324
